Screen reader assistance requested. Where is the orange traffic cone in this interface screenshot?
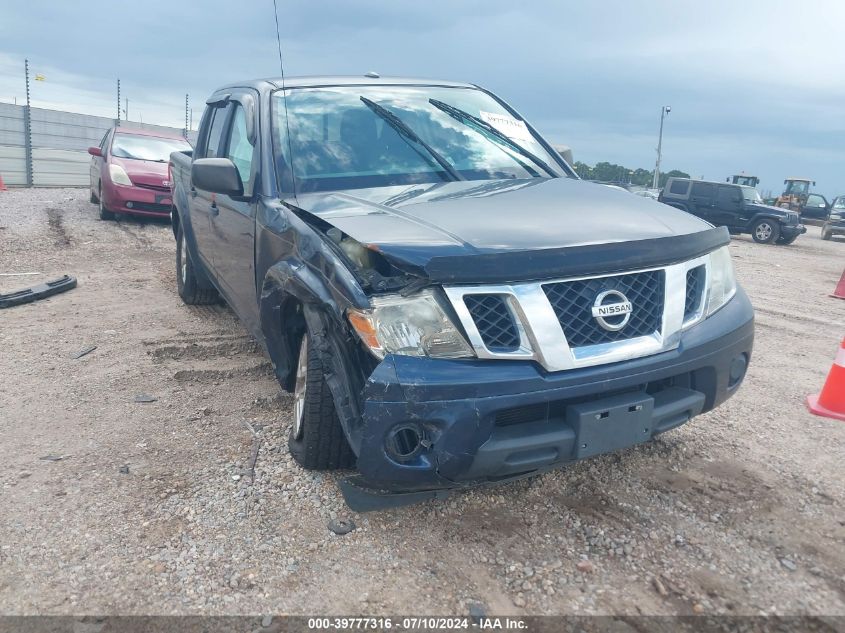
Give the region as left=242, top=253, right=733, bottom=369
left=0, top=174, right=7, bottom=192
left=806, top=338, right=845, bottom=422
left=832, top=269, right=845, bottom=300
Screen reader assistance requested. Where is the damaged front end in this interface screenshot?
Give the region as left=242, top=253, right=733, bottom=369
left=269, top=202, right=753, bottom=512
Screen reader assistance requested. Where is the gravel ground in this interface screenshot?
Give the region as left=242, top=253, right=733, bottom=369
left=0, top=188, right=843, bottom=617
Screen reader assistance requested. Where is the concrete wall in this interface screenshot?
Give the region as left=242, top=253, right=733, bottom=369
left=0, top=102, right=196, bottom=187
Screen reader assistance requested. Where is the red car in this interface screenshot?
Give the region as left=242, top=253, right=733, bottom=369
left=88, top=127, right=192, bottom=220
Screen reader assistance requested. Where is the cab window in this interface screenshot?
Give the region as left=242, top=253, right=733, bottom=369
left=716, top=186, right=741, bottom=206
left=669, top=179, right=690, bottom=195
left=225, top=105, right=254, bottom=193
left=691, top=182, right=715, bottom=198
left=204, top=103, right=232, bottom=158
left=806, top=194, right=827, bottom=209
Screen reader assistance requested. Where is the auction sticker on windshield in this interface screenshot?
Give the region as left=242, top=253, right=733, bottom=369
left=479, top=111, right=532, bottom=141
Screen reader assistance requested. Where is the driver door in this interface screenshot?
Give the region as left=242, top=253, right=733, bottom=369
left=711, top=185, right=744, bottom=228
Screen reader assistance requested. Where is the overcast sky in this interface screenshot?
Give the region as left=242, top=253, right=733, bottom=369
left=1, top=0, right=842, bottom=197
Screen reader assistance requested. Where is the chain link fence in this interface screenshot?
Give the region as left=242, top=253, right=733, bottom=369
left=0, top=102, right=196, bottom=187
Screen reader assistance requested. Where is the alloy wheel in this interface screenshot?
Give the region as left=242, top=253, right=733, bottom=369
left=179, top=232, right=188, bottom=284
left=292, top=336, right=308, bottom=440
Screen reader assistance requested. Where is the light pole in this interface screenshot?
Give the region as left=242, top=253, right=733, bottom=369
left=652, top=105, right=671, bottom=189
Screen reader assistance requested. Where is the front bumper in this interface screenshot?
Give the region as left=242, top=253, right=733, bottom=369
left=104, top=182, right=173, bottom=217
left=781, top=224, right=807, bottom=238
left=344, top=287, right=754, bottom=510
left=825, top=221, right=845, bottom=235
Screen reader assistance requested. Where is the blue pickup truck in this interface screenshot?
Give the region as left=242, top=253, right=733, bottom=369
left=168, top=75, right=754, bottom=510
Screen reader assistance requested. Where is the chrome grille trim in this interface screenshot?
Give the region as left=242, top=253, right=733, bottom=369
left=443, top=254, right=711, bottom=372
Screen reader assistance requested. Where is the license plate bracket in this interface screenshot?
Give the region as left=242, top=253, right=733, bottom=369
left=567, top=391, right=654, bottom=459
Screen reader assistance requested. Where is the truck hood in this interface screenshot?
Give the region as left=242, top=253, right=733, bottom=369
left=290, top=178, right=726, bottom=283
left=745, top=202, right=793, bottom=217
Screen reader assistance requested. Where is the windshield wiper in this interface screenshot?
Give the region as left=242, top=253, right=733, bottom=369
left=428, top=99, right=558, bottom=178
left=360, top=96, right=463, bottom=182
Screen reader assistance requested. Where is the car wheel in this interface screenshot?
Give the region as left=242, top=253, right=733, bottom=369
left=776, top=234, right=798, bottom=245
left=175, top=222, right=219, bottom=305
left=751, top=218, right=780, bottom=244
left=98, top=185, right=115, bottom=221
left=821, top=225, right=832, bottom=241
left=288, top=332, right=356, bottom=471
left=90, top=189, right=97, bottom=204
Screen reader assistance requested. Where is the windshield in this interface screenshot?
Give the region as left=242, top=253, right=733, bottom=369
left=111, top=134, right=192, bottom=162
left=834, top=197, right=845, bottom=209
left=272, top=85, right=565, bottom=193
left=740, top=186, right=763, bottom=203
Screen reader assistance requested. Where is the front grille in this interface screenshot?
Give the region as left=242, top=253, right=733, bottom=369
left=543, top=270, right=664, bottom=347
left=464, top=294, right=520, bottom=352
left=136, top=182, right=170, bottom=192
left=684, top=265, right=705, bottom=320
left=128, top=201, right=171, bottom=213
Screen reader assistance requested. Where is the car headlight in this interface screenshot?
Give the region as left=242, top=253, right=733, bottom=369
left=109, top=164, right=133, bottom=186
left=347, top=289, right=475, bottom=359
left=705, top=246, right=737, bottom=316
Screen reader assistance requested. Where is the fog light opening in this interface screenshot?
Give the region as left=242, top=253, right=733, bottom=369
left=729, top=354, right=748, bottom=388
left=126, top=201, right=134, bottom=209
left=386, top=424, right=423, bottom=461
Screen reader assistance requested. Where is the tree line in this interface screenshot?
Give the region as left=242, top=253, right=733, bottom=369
left=572, top=161, right=690, bottom=188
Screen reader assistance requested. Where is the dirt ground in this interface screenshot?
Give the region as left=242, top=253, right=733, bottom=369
left=1, top=188, right=843, bottom=617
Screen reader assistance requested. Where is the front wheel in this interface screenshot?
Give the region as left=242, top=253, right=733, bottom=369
left=751, top=218, right=780, bottom=244
left=98, top=185, right=115, bottom=221
left=288, top=333, right=356, bottom=470
left=821, top=225, right=832, bottom=241
left=175, top=223, right=219, bottom=305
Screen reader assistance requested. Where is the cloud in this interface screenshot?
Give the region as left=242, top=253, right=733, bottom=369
left=1, top=0, right=842, bottom=196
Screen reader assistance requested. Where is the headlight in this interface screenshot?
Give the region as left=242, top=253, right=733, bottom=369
left=109, top=164, right=133, bottom=186
left=705, top=246, right=737, bottom=316
left=347, top=290, right=474, bottom=359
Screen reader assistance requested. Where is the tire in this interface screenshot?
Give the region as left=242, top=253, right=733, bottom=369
left=751, top=218, right=780, bottom=244
left=288, top=333, right=356, bottom=470
left=98, top=185, right=115, bottom=221
left=776, top=234, right=798, bottom=245
left=90, top=189, right=97, bottom=204
left=175, top=222, right=219, bottom=305
left=821, top=225, right=832, bottom=241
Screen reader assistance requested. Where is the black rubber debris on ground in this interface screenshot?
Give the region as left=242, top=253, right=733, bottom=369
left=0, top=275, right=77, bottom=309
left=327, top=519, right=356, bottom=535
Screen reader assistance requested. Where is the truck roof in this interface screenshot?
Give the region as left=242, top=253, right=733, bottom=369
left=212, top=75, right=477, bottom=94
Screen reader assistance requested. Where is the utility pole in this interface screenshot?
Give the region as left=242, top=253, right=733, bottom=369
left=184, top=93, right=189, bottom=138
left=652, top=105, right=671, bottom=190
left=23, top=59, right=33, bottom=187
left=117, top=79, right=121, bottom=125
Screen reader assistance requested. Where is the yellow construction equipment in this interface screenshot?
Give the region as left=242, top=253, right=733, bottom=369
left=776, top=177, right=815, bottom=212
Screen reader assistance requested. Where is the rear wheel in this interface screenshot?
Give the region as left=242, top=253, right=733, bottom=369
left=98, top=185, right=115, bottom=221
left=288, top=332, right=356, bottom=470
left=821, top=224, right=832, bottom=241
left=751, top=218, right=780, bottom=244
left=175, top=223, right=219, bottom=305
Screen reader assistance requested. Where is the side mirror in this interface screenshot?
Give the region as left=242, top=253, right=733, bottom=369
left=191, top=158, right=243, bottom=196
left=88, top=146, right=103, bottom=157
